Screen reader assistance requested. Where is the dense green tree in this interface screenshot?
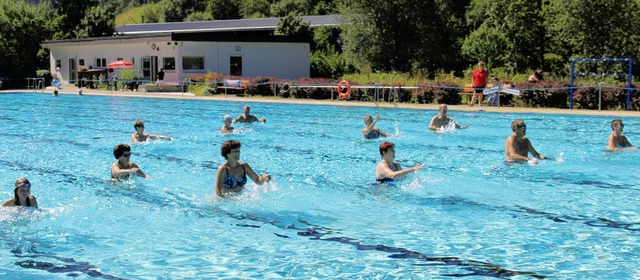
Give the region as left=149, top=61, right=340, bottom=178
left=205, top=0, right=241, bottom=20
left=462, top=0, right=544, bottom=71
left=546, top=0, right=640, bottom=75
left=239, top=0, right=271, bottom=18
left=339, top=0, right=463, bottom=75
left=274, top=12, right=311, bottom=37
left=50, top=0, right=100, bottom=39
left=0, top=0, right=53, bottom=79
left=76, top=4, right=116, bottom=38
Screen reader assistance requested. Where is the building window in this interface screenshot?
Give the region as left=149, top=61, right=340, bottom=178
left=182, top=56, right=204, bottom=71
left=96, top=58, right=106, bottom=68
left=79, top=59, right=84, bottom=66
left=55, top=60, right=61, bottom=68
left=163, top=57, right=175, bottom=70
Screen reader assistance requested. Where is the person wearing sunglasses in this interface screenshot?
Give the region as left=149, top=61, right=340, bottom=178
left=111, top=143, right=150, bottom=179
left=131, top=119, right=172, bottom=143
left=608, top=119, right=637, bottom=151
left=505, top=119, right=547, bottom=163
left=2, top=178, right=38, bottom=208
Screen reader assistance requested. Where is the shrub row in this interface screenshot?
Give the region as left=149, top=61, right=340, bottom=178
left=184, top=72, right=640, bottom=110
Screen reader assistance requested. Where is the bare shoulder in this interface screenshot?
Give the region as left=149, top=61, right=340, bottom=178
left=2, top=198, right=15, bottom=206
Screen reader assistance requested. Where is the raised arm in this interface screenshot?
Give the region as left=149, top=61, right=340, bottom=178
left=244, top=163, right=271, bottom=185
left=362, top=114, right=381, bottom=135
left=377, top=162, right=424, bottom=180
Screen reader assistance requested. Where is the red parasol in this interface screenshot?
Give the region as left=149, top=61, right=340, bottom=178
left=107, top=59, right=134, bottom=68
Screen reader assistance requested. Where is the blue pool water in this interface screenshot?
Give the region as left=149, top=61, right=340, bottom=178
left=1, top=92, right=639, bottom=278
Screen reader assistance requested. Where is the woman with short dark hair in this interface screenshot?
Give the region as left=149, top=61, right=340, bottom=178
left=215, top=140, right=271, bottom=197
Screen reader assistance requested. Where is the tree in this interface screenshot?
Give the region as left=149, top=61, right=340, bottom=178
left=546, top=0, right=640, bottom=75
left=339, top=0, right=463, bottom=75
left=462, top=0, right=544, bottom=71
left=205, top=0, right=241, bottom=20
left=50, top=0, right=100, bottom=39
left=274, top=12, right=311, bottom=37
left=0, top=0, right=53, bottom=79
left=76, top=4, right=116, bottom=38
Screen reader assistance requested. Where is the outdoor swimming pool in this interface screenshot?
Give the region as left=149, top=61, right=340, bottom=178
left=1, top=92, right=639, bottom=278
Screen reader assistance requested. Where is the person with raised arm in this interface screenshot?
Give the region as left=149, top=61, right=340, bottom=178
left=375, top=142, right=425, bottom=184
left=362, top=114, right=390, bottom=139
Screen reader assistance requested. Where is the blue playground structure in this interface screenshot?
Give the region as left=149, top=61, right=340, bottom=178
left=570, top=58, right=633, bottom=110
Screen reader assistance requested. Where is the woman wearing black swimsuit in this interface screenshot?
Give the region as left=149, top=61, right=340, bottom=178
left=375, top=142, right=424, bottom=184
left=215, top=140, right=271, bottom=197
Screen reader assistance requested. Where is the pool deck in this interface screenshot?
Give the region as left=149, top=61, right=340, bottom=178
left=5, top=85, right=640, bottom=117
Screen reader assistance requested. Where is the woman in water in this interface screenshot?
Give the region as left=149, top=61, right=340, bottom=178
left=362, top=114, right=389, bottom=139
left=221, top=114, right=235, bottom=134
left=215, top=140, right=271, bottom=197
left=2, top=178, right=38, bottom=208
left=111, top=143, right=150, bottom=179
left=375, top=142, right=424, bottom=184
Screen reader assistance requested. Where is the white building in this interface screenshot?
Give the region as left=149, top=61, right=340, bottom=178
left=41, top=15, right=339, bottom=85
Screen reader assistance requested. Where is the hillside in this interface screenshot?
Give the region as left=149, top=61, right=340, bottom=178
left=115, top=3, right=159, bottom=26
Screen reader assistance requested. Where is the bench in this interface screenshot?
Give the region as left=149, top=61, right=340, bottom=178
left=219, top=79, right=250, bottom=96
left=461, top=83, right=514, bottom=104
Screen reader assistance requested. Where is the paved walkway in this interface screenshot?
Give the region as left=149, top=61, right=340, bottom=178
left=6, top=85, right=640, bottom=117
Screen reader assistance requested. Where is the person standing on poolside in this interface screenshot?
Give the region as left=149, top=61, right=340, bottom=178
left=111, top=143, right=150, bottom=179
left=362, top=114, right=390, bottom=139
left=608, top=119, right=637, bottom=151
left=428, top=104, right=468, bottom=131
left=505, top=119, right=547, bottom=162
left=233, top=106, right=266, bottom=124
left=131, top=119, right=172, bottom=143
left=469, top=61, right=488, bottom=106
left=2, top=178, right=38, bottom=208
left=221, top=114, right=235, bottom=134
left=215, top=140, right=271, bottom=197
left=375, top=142, right=425, bottom=184
left=156, top=68, right=165, bottom=89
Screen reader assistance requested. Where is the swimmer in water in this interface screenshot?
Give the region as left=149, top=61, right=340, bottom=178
left=131, top=119, right=172, bottom=143
left=505, top=119, right=547, bottom=163
left=215, top=140, right=271, bottom=197
left=2, top=178, right=38, bottom=208
left=362, top=114, right=390, bottom=139
left=428, top=104, right=468, bottom=131
left=375, top=141, right=424, bottom=184
left=233, top=106, right=266, bottom=124
left=221, top=114, right=234, bottom=134
left=608, top=119, right=637, bottom=151
left=111, top=143, right=150, bottom=179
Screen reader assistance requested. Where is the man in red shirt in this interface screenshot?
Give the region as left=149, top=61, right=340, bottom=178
left=470, top=62, right=488, bottom=106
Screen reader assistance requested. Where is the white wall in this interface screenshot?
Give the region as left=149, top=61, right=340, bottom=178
left=47, top=39, right=310, bottom=85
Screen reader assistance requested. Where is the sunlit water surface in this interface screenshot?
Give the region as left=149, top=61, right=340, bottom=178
left=1, top=93, right=639, bottom=278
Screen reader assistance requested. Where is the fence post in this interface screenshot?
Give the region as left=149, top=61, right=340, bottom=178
left=598, top=82, right=603, bottom=111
